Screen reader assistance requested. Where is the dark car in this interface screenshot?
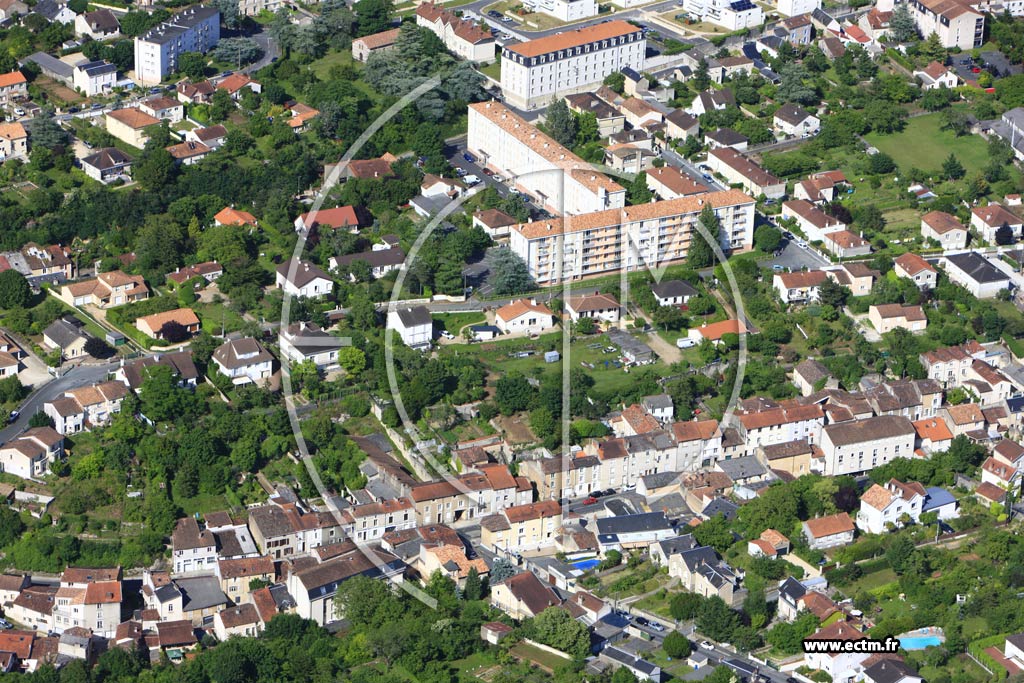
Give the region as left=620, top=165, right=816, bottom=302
left=635, top=617, right=651, bottom=627
left=463, top=151, right=476, bottom=163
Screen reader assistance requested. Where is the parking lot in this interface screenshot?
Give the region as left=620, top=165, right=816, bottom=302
left=757, top=232, right=831, bottom=272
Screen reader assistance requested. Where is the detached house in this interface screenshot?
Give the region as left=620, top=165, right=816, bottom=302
left=490, top=571, right=560, bottom=620
left=387, top=306, right=432, bottom=349
left=915, top=60, right=958, bottom=89
left=0, top=427, right=63, bottom=479
left=856, top=478, right=926, bottom=533
left=43, top=381, right=129, bottom=434
left=921, top=210, right=968, bottom=249
left=802, top=512, right=855, bottom=549
left=59, top=270, right=148, bottom=308
left=893, top=253, right=937, bottom=290
left=0, top=122, right=27, bottom=159
left=773, top=270, right=828, bottom=304
left=566, top=293, right=620, bottom=323
left=773, top=103, right=819, bottom=136
left=275, top=260, right=333, bottom=299
left=671, top=545, right=741, bottom=603
left=868, top=304, right=928, bottom=334
left=135, top=308, right=201, bottom=340
left=971, top=203, right=1022, bottom=244
left=495, top=299, right=555, bottom=335
left=279, top=322, right=343, bottom=370
left=212, top=338, right=274, bottom=385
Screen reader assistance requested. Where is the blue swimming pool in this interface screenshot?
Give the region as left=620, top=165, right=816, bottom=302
left=899, top=636, right=943, bottom=650
left=572, top=558, right=600, bottom=571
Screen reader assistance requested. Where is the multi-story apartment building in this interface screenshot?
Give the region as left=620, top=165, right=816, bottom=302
left=247, top=504, right=342, bottom=559
left=524, top=0, right=598, bottom=22
left=468, top=101, right=626, bottom=216
left=585, top=430, right=678, bottom=491
left=673, top=420, right=723, bottom=470
left=339, top=497, right=416, bottom=542
left=410, top=468, right=532, bottom=526
left=498, top=21, right=645, bottom=110
left=682, top=0, right=764, bottom=30
left=521, top=454, right=601, bottom=500
left=508, top=190, right=755, bottom=285
left=816, top=415, right=916, bottom=476
left=171, top=517, right=217, bottom=574
left=416, top=2, right=495, bottom=62
left=736, top=404, right=825, bottom=455
left=920, top=341, right=985, bottom=387
left=877, top=0, right=982, bottom=48
left=133, top=6, right=220, bottom=86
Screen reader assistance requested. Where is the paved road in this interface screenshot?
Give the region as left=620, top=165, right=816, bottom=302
left=0, top=362, right=117, bottom=444
left=247, top=27, right=280, bottom=74
left=757, top=237, right=831, bottom=272
left=661, top=147, right=725, bottom=191
left=461, top=0, right=685, bottom=40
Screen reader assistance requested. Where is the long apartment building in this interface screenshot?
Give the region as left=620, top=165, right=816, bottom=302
left=415, top=2, right=495, bottom=63
left=508, top=190, right=755, bottom=285
left=468, top=100, right=626, bottom=216
left=877, top=0, right=982, bottom=48
left=499, top=20, right=645, bottom=110
left=133, top=6, right=220, bottom=86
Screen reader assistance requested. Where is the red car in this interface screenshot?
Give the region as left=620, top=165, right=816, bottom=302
left=583, top=497, right=598, bottom=505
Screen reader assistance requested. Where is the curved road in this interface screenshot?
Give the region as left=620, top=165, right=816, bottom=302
left=0, top=361, right=118, bottom=445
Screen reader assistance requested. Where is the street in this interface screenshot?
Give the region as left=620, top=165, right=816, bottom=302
left=0, top=361, right=117, bottom=445
left=757, top=237, right=831, bottom=272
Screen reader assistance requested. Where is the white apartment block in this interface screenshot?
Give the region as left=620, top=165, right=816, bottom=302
left=856, top=479, right=926, bottom=534
left=816, top=415, right=916, bottom=476
left=682, top=0, right=765, bottom=30
left=508, top=190, right=755, bottom=285
left=239, top=0, right=286, bottom=16
left=879, top=0, right=983, bottom=49
left=524, top=0, right=598, bottom=21
left=777, top=0, right=820, bottom=16
left=499, top=21, right=646, bottom=110
left=72, top=60, right=117, bottom=97
left=133, top=6, right=221, bottom=86
left=468, top=100, right=626, bottom=216
left=736, top=404, right=824, bottom=455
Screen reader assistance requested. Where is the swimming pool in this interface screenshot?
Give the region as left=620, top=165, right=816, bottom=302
left=899, top=636, right=943, bottom=650
left=572, top=558, right=600, bottom=571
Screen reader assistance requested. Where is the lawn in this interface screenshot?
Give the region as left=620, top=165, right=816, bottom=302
left=479, top=56, right=501, bottom=82
left=510, top=642, right=571, bottom=671
left=864, top=114, right=991, bottom=176
left=844, top=567, right=898, bottom=594
left=433, top=311, right=486, bottom=335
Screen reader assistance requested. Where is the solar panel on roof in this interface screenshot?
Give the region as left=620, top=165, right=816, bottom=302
left=731, top=0, right=755, bottom=10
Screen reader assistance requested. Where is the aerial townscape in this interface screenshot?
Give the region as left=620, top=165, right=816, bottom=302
left=0, top=0, right=1024, bottom=680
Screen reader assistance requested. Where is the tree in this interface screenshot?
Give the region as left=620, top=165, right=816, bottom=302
left=919, top=32, right=947, bottom=63
left=996, top=222, right=1015, bottom=246
left=575, top=316, right=596, bottom=334
left=134, top=147, right=177, bottom=191
left=612, top=668, right=638, bottom=683
left=25, top=117, right=69, bottom=150
left=663, top=630, right=692, bottom=658
left=604, top=71, right=626, bottom=94
left=177, top=52, right=207, bottom=80
left=545, top=99, right=577, bottom=148
left=337, top=346, right=366, bottom=375
left=83, top=337, right=114, bottom=359
left=817, top=278, right=849, bottom=309
left=627, top=171, right=654, bottom=204
left=697, top=596, right=740, bottom=642
left=490, top=557, right=515, bottom=582
left=942, top=153, right=965, bottom=180
left=886, top=534, right=916, bottom=574
left=688, top=204, right=720, bottom=268
left=489, top=249, right=534, bottom=296
left=463, top=567, right=482, bottom=600
left=0, top=270, right=30, bottom=309
left=28, top=412, right=54, bottom=429
left=776, top=64, right=817, bottom=105
left=694, top=58, right=711, bottom=91
left=212, top=0, right=241, bottom=27
left=941, top=108, right=970, bottom=137
left=212, top=38, right=263, bottom=67
left=599, top=549, right=622, bottom=570
left=693, top=514, right=733, bottom=553
left=354, top=0, right=394, bottom=36
left=754, top=225, right=781, bottom=253
left=531, top=607, right=591, bottom=660
left=868, top=152, right=897, bottom=175
left=494, top=373, right=535, bottom=414
left=670, top=592, right=706, bottom=620
left=890, top=3, right=918, bottom=41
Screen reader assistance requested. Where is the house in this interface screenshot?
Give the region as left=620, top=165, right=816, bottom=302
left=154, top=620, right=198, bottom=653
left=868, top=304, right=928, bottom=334
left=329, top=246, right=406, bottom=281
left=747, top=528, right=790, bottom=558
left=80, top=148, right=131, bottom=183
left=216, top=556, right=274, bottom=605
left=705, top=128, right=749, bottom=151
left=817, top=415, right=916, bottom=476
left=42, top=318, right=88, bottom=359
left=416, top=1, right=495, bottom=63
left=971, top=203, right=1022, bottom=244
left=176, top=79, right=215, bottom=104
left=565, top=293, right=620, bottom=323
left=0, top=122, right=26, bottom=159
left=793, top=359, right=836, bottom=396
left=43, top=381, right=128, bottom=434
left=565, top=92, right=626, bottom=137
left=1005, top=634, right=1024, bottom=669
left=795, top=177, right=837, bottom=203
left=894, top=253, right=937, bottom=290
left=664, top=109, right=700, bottom=141
left=338, top=498, right=416, bottom=542
left=619, top=97, right=663, bottom=128
left=33, top=0, right=74, bottom=23
left=0, top=427, right=63, bottom=479
left=351, top=27, right=402, bottom=62
left=212, top=338, right=274, bottom=385
left=862, top=660, right=923, bottom=683
left=669, top=544, right=740, bottom=603
left=166, top=262, right=222, bottom=288
left=913, top=417, right=954, bottom=454
left=214, top=207, right=257, bottom=227
left=920, top=342, right=986, bottom=387
left=941, top=403, right=985, bottom=436
left=215, top=73, right=261, bottom=100
left=279, top=322, right=343, bottom=370
left=921, top=211, right=968, bottom=249
left=275, top=260, right=333, bottom=299
left=472, top=209, right=517, bottom=239
left=600, top=646, right=663, bottom=682
left=286, top=103, right=319, bottom=132
left=0, top=70, right=25, bottom=105
left=803, top=621, right=870, bottom=680
left=802, top=512, right=855, bottom=549
left=827, top=262, right=877, bottom=296
left=293, top=206, right=368, bottom=234
left=856, top=478, right=927, bottom=533
left=773, top=270, right=828, bottom=304
left=213, top=603, right=261, bottom=641
left=289, top=546, right=404, bottom=626
left=113, top=351, right=199, bottom=391
left=165, top=141, right=210, bottom=166
left=490, top=571, right=560, bottom=620
left=347, top=153, right=396, bottom=180
left=495, top=299, right=555, bottom=335
left=708, top=148, right=784, bottom=198
left=915, top=60, right=958, bottom=89
left=480, top=500, right=562, bottom=553
left=74, top=9, right=120, bottom=40
left=72, top=60, right=117, bottom=97
left=105, top=108, right=159, bottom=148
left=386, top=306, right=433, bottom=349
left=823, top=230, right=872, bottom=258
left=651, top=279, right=698, bottom=307
left=942, top=252, right=1012, bottom=298
left=773, top=103, right=820, bottom=136
left=687, top=89, right=735, bottom=117
left=645, top=166, right=708, bottom=200
left=135, top=308, right=200, bottom=340
left=171, top=517, right=217, bottom=574
left=688, top=319, right=746, bottom=345
left=185, top=124, right=228, bottom=150
left=595, top=512, right=676, bottom=552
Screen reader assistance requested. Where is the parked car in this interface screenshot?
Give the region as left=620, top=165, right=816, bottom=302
left=700, top=641, right=713, bottom=649
left=463, top=151, right=476, bottom=163
left=649, top=622, right=666, bottom=632
left=0, top=620, right=12, bottom=630
left=676, top=337, right=697, bottom=349
left=440, top=330, right=455, bottom=340
left=463, top=174, right=481, bottom=186
left=481, top=168, right=494, bottom=176
left=583, top=496, right=598, bottom=505
left=7, top=411, right=17, bottom=424
left=635, top=617, right=651, bottom=627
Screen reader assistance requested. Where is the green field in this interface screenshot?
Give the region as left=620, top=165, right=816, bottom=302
left=864, top=113, right=991, bottom=175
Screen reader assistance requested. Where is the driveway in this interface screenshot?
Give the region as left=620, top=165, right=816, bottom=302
left=847, top=307, right=881, bottom=342
left=644, top=330, right=682, bottom=364
left=757, top=237, right=831, bottom=272
left=0, top=361, right=117, bottom=443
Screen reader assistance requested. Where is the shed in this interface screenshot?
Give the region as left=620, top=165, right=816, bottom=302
left=544, top=350, right=560, bottom=363
left=105, top=330, right=126, bottom=346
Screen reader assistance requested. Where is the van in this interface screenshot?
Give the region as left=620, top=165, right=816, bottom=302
left=677, top=337, right=697, bottom=349
left=464, top=174, right=481, bottom=186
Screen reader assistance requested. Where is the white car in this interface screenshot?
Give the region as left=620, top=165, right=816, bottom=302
left=463, top=174, right=481, bottom=186
left=796, top=240, right=808, bottom=249
left=440, top=330, right=455, bottom=340
left=700, top=641, right=713, bottom=649
left=13, top=108, right=24, bottom=117
left=676, top=337, right=697, bottom=349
